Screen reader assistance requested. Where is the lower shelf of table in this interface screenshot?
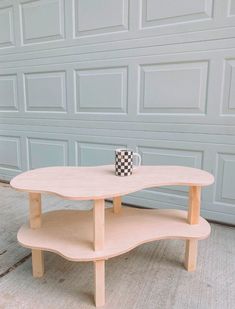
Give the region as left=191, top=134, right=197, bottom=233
left=17, top=207, right=210, bottom=262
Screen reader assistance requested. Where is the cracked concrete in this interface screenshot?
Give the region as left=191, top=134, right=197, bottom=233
left=0, top=254, right=31, bottom=279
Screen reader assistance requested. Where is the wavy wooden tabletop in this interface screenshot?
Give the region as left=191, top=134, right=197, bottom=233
left=17, top=208, right=211, bottom=261
left=10, top=165, right=214, bottom=200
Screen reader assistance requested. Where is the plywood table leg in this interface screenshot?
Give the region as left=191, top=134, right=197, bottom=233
left=185, top=186, right=201, bottom=272
left=93, top=199, right=105, bottom=251
left=32, top=249, right=44, bottom=278
left=94, top=260, right=105, bottom=307
left=29, top=192, right=42, bottom=229
left=93, top=199, right=105, bottom=306
left=29, top=192, right=44, bottom=277
left=184, top=239, right=198, bottom=272
left=187, top=186, right=201, bottom=225
left=113, top=196, right=122, bottom=214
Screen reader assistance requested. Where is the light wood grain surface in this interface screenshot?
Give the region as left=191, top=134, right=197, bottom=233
left=10, top=165, right=214, bottom=200
left=17, top=208, right=210, bottom=261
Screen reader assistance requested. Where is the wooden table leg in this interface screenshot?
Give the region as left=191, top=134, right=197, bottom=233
left=113, top=196, right=122, bottom=214
left=93, top=199, right=105, bottom=306
left=29, top=192, right=44, bottom=277
left=32, top=249, right=44, bottom=278
left=94, top=260, right=105, bottom=307
left=93, top=199, right=105, bottom=251
left=184, top=186, right=201, bottom=272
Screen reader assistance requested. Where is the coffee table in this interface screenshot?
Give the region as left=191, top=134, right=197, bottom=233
left=10, top=165, right=214, bottom=307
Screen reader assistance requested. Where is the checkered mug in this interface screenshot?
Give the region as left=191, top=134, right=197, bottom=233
left=115, top=149, right=141, bottom=176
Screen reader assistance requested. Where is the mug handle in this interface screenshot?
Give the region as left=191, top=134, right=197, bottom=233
left=133, top=153, right=141, bottom=169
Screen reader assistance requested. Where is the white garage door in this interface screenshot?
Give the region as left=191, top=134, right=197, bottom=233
left=0, top=0, right=235, bottom=224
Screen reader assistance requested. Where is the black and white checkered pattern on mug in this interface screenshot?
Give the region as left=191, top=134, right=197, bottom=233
left=115, top=150, right=133, bottom=176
